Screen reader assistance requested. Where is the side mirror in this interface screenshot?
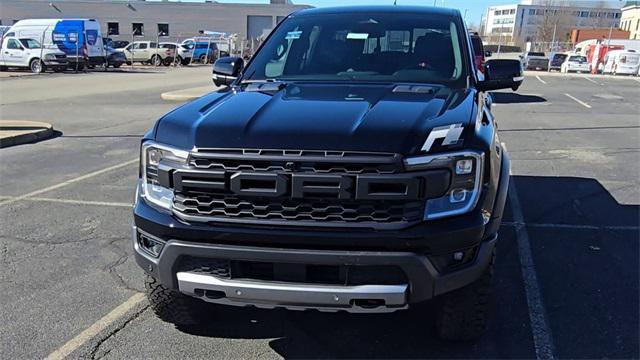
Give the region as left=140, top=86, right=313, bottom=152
left=478, top=59, right=523, bottom=92
left=485, top=50, right=492, bottom=58
left=212, top=56, right=244, bottom=87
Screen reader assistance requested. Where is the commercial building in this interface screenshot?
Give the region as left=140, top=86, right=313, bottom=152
left=570, top=28, right=630, bottom=44
left=0, top=0, right=310, bottom=43
left=620, top=1, right=640, bottom=39
left=482, top=0, right=622, bottom=46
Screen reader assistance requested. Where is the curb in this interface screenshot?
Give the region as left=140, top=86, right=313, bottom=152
left=160, top=86, right=217, bottom=102
left=0, top=121, right=54, bottom=148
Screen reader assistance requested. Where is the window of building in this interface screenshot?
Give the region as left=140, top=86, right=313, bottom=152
left=536, top=9, right=544, bottom=15
left=107, top=22, right=119, bottom=36
left=132, top=23, right=144, bottom=36
left=615, top=13, right=620, bottom=18
left=157, top=23, right=169, bottom=37
left=580, top=11, right=589, bottom=18
left=501, top=10, right=509, bottom=15
left=589, top=12, right=597, bottom=18
left=495, top=10, right=501, bottom=15
left=529, top=9, right=536, bottom=15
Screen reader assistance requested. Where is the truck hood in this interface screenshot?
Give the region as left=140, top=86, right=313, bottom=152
left=154, top=83, right=476, bottom=155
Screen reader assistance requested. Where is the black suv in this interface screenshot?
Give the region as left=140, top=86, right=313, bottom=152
left=134, top=6, right=522, bottom=340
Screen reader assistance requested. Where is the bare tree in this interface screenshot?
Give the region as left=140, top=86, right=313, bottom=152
left=533, top=0, right=574, bottom=48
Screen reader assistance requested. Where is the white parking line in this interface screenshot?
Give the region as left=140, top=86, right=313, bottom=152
left=633, top=78, right=640, bottom=84
left=28, top=197, right=132, bottom=208
left=564, top=93, right=592, bottom=109
left=504, top=143, right=555, bottom=360
left=583, top=77, right=601, bottom=85
left=535, top=75, right=547, bottom=85
left=46, top=292, right=146, bottom=360
left=0, top=159, right=137, bottom=206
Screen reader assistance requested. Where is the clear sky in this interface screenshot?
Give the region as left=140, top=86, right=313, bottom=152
left=183, top=0, right=518, bottom=27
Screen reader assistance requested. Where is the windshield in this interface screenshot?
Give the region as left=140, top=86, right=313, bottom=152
left=528, top=52, right=545, bottom=57
left=19, top=38, right=41, bottom=49
left=243, top=12, right=467, bottom=85
left=569, top=56, right=587, bottom=62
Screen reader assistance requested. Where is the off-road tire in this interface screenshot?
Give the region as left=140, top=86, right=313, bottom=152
left=435, top=248, right=495, bottom=341
left=145, top=275, right=203, bottom=326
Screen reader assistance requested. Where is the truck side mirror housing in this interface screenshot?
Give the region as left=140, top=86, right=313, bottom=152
left=212, top=57, right=244, bottom=87
left=478, top=59, right=523, bottom=92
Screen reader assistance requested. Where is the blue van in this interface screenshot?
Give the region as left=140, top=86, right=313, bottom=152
left=180, top=39, right=218, bottom=63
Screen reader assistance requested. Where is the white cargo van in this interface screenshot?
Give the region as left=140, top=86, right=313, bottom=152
left=8, top=19, right=105, bottom=70
left=0, top=34, right=67, bottom=73
left=602, top=50, right=640, bottom=75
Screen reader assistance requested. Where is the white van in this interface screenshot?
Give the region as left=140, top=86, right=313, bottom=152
left=8, top=19, right=105, bottom=69
left=602, top=50, right=640, bottom=75
left=0, top=34, right=67, bottom=73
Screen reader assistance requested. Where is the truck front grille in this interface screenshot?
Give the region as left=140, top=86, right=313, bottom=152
left=174, top=193, right=424, bottom=224
left=167, top=149, right=445, bottom=229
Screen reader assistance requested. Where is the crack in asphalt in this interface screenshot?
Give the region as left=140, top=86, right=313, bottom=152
left=103, top=238, right=141, bottom=293
left=87, top=305, right=149, bottom=360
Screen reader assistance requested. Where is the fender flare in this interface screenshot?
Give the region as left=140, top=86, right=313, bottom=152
left=483, top=147, right=510, bottom=238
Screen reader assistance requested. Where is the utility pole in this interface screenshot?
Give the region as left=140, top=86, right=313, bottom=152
left=550, top=23, right=557, bottom=53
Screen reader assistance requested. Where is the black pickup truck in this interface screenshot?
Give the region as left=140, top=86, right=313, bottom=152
left=134, top=6, right=522, bottom=340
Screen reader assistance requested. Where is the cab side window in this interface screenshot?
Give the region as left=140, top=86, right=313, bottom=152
left=7, top=39, right=22, bottom=49
left=139, top=43, right=148, bottom=50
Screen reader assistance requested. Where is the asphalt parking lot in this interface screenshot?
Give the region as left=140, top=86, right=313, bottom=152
left=0, top=67, right=638, bottom=359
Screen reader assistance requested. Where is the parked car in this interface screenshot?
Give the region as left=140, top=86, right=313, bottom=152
left=469, top=32, right=491, bottom=73
left=560, top=55, right=590, bottom=73
left=522, top=51, right=549, bottom=71
left=123, top=41, right=174, bottom=66
left=105, top=47, right=126, bottom=68
left=159, top=42, right=180, bottom=65
left=602, top=50, right=640, bottom=76
left=106, top=39, right=129, bottom=50
left=136, top=5, right=520, bottom=342
left=548, top=52, right=568, bottom=72
left=0, top=36, right=67, bottom=73
left=8, top=18, right=104, bottom=70
left=180, top=39, right=218, bottom=63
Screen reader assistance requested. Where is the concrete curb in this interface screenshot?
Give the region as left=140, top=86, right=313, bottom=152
left=0, top=120, right=54, bottom=148
left=160, top=86, right=216, bottom=102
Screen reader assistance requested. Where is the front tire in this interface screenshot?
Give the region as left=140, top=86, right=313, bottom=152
left=151, top=55, right=162, bottom=67
left=435, top=248, right=495, bottom=341
left=145, top=275, right=204, bottom=326
left=30, top=58, right=45, bottom=73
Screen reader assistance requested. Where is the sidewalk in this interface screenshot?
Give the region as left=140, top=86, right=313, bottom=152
left=0, top=120, right=54, bottom=148
left=161, top=85, right=218, bottom=102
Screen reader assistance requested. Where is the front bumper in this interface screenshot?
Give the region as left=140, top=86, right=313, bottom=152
left=133, top=225, right=497, bottom=312
left=43, top=59, right=68, bottom=66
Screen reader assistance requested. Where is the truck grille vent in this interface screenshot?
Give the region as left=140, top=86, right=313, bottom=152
left=174, top=193, right=423, bottom=224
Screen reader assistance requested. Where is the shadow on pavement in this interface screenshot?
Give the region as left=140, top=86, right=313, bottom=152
left=506, top=176, right=639, bottom=359
left=490, top=92, right=546, bottom=104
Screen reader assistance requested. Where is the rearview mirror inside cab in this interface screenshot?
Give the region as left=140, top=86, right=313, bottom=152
left=479, top=59, right=523, bottom=92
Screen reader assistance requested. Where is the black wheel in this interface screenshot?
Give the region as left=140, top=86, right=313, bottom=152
left=113, top=63, right=122, bottom=68
left=151, top=55, right=162, bottom=66
left=145, top=275, right=205, bottom=326
left=30, top=58, right=45, bottom=73
left=162, top=58, right=173, bottom=66
left=199, top=54, right=207, bottom=63
left=435, top=248, right=495, bottom=341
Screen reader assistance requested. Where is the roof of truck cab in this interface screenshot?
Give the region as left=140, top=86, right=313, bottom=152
left=293, top=5, right=459, bottom=17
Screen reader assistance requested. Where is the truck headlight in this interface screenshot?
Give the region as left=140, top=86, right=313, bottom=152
left=404, top=151, right=484, bottom=220
left=45, top=54, right=57, bottom=60
left=140, top=141, right=189, bottom=210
